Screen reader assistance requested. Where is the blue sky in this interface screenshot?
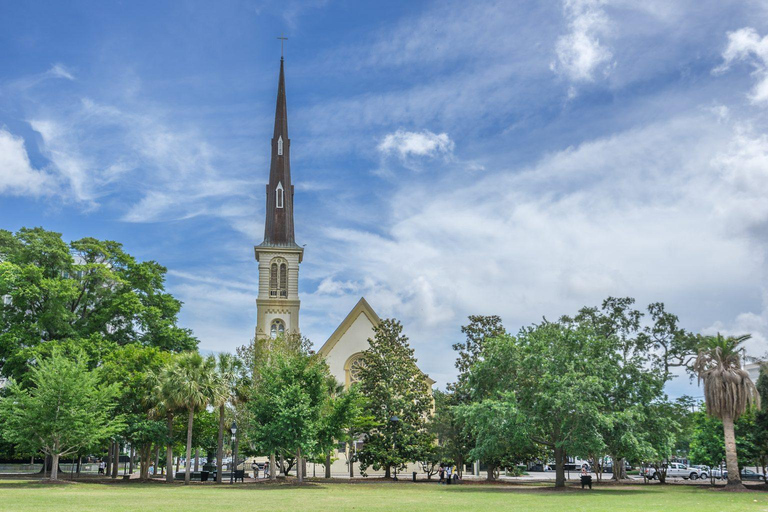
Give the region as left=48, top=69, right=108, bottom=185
left=2, top=0, right=768, bottom=395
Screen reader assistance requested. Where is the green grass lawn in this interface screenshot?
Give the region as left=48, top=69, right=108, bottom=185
left=0, top=479, right=765, bottom=512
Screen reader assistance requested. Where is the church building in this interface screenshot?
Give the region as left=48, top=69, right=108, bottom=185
left=254, top=58, right=433, bottom=474
left=254, top=56, right=434, bottom=391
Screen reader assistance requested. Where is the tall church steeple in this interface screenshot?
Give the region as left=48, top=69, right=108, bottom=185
left=254, top=56, right=303, bottom=340
left=262, top=57, right=297, bottom=248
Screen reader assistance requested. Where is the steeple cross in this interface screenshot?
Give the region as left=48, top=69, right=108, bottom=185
left=277, top=35, right=288, bottom=58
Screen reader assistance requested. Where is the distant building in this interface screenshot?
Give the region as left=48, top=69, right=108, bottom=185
left=745, top=361, right=762, bottom=384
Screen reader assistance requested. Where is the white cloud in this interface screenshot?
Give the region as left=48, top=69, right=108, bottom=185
left=378, top=129, right=454, bottom=160
left=26, top=97, right=255, bottom=228
left=715, top=27, right=768, bottom=104
left=0, top=128, right=55, bottom=196
left=48, top=64, right=75, bottom=81
left=553, top=0, right=614, bottom=82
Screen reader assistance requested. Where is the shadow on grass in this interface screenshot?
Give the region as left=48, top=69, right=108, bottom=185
left=441, top=485, right=650, bottom=496
left=0, top=480, right=73, bottom=489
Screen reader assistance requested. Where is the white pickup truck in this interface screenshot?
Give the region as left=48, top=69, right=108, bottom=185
left=644, top=463, right=706, bottom=480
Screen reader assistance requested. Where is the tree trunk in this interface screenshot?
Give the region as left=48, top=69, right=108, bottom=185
left=217, top=404, right=225, bottom=483
left=51, top=452, right=60, bottom=481
left=325, top=451, right=332, bottom=479
left=722, top=415, right=745, bottom=490
left=111, top=442, right=120, bottom=479
left=166, top=412, right=175, bottom=483
left=486, top=463, right=496, bottom=481
left=105, top=444, right=112, bottom=477
left=554, top=446, right=566, bottom=488
left=270, top=453, right=277, bottom=481
left=194, top=447, right=200, bottom=472
left=297, top=448, right=303, bottom=483
left=129, top=444, right=135, bottom=474
left=457, top=454, right=463, bottom=479
left=76, top=456, right=81, bottom=476
left=185, top=408, right=194, bottom=485
left=348, top=441, right=354, bottom=478
left=154, top=445, right=160, bottom=477
left=384, top=465, right=391, bottom=479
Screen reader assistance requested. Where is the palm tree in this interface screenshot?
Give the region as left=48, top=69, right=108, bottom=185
left=212, top=353, right=244, bottom=483
left=169, top=352, right=217, bottom=485
left=151, top=359, right=187, bottom=483
left=694, top=333, right=760, bottom=489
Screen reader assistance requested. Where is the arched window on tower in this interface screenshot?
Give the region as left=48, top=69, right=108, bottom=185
left=279, top=263, right=287, bottom=297
left=276, top=182, right=284, bottom=209
left=269, top=263, right=278, bottom=297
left=277, top=135, right=283, bottom=156
left=270, top=319, right=285, bottom=339
left=269, top=258, right=288, bottom=298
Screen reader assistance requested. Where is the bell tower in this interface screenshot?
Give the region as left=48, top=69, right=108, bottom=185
left=254, top=57, right=303, bottom=339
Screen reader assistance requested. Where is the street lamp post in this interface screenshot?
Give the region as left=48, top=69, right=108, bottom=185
left=230, top=421, right=237, bottom=484
left=390, top=416, right=400, bottom=481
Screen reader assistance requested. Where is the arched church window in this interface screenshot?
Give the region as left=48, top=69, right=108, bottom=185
left=269, top=263, right=278, bottom=297
left=276, top=182, right=284, bottom=209
left=269, top=258, right=288, bottom=298
left=270, top=319, right=285, bottom=339
left=277, top=136, right=283, bottom=156
left=348, top=355, right=366, bottom=384
left=279, top=264, right=287, bottom=297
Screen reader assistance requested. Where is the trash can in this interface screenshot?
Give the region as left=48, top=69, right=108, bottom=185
left=580, top=475, right=592, bottom=489
left=412, top=471, right=417, bottom=482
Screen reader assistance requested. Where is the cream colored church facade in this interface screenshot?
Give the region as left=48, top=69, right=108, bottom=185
left=253, top=58, right=433, bottom=477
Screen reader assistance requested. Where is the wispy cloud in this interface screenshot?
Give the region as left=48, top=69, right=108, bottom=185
left=714, top=27, right=768, bottom=104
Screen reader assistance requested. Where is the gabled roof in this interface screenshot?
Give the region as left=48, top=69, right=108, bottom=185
left=317, top=297, right=435, bottom=386
left=317, top=297, right=380, bottom=357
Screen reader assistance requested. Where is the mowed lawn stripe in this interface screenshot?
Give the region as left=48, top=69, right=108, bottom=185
left=0, top=480, right=766, bottom=512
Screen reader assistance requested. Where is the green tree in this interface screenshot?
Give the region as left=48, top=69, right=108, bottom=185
left=689, top=410, right=724, bottom=470
left=211, top=352, right=246, bottom=483
left=468, top=320, right=614, bottom=488
left=755, top=365, right=768, bottom=476
left=431, top=389, right=472, bottom=478
left=565, top=297, right=669, bottom=481
left=455, top=391, right=538, bottom=480
left=102, top=344, right=171, bottom=480
left=0, top=227, right=196, bottom=383
left=250, top=350, right=333, bottom=482
left=166, top=352, right=216, bottom=485
left=356, top=319, right=433, bottom=478
left=0, top=351, right=123, bottom=480
left=315, top=383, right=360, bottom=478
left=693, top=333, right=760, bottom=490
left=444, top=316, right=505, bottom=478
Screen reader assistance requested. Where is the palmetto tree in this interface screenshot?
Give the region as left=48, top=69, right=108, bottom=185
left=212, top=353, right=244, bottom=483
left=694, top=333, right=760, bottom=489
left=150, top=361, right=186, bottom=483
left=168, top=352, right=217, bottom=485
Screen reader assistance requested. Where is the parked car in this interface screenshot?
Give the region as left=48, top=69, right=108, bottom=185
left=688, top=465, right=710, bottom=479
left=644, top=463, right=704, bottom=480
left=740, top=468, right=766, bottom=481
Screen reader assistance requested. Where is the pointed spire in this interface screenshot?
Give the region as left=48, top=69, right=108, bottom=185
left=261, top=57, right=297, bottom=248
left=273, top=57, right=288, bottom=140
